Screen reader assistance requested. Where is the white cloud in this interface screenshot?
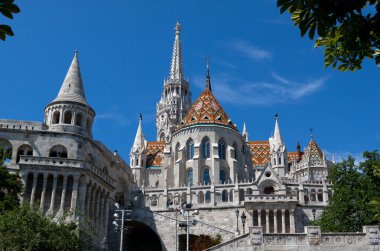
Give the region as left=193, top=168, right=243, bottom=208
left=232, top=40, right=272, bottom=61
left=96, top=106, right=129, bottom=127
left=199, top=73, right=327, bottom=106
left=325, top=150, right=365, bottom=165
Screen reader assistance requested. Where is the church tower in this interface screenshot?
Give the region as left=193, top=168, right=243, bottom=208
left=44, top=51, right=95, bottom=138
left=156, top=22, right=192, bottom=142
left=269, top=114, right=288, bottom=177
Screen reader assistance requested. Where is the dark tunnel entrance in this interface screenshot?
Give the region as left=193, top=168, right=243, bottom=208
left=123, top=221, right=162, bottom=251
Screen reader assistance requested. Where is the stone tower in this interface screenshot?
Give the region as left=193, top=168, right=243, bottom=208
left=44, top=51, right=95, bottom=139
left=156, top=22, right=192, bottom=142
left=269, top=114, right=288, bottom=176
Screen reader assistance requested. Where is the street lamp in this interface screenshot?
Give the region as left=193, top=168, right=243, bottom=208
left=312, top=209, right=316, bottom=221
left=235, top=208, right=240, bottom=236
left=113, top=203, right=132, bottom=251
left=240, top=211, right=247, bottom=234
left=180, top=203, right=199, bottom=251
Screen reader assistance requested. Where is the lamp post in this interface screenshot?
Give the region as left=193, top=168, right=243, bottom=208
left=241, top=211, right=247, bottom=234
left=235, top=208, right=240, bottom=236
left=180, top=203, right=199, bottom=251
left=312, top=209, right=316, bottom=221
left=113, top=203, right=132, bottom=251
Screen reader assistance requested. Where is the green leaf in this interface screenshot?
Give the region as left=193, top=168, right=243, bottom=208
left=0, top=8, right=13, bottom=19
left=0, top=25, right=13, bottom=36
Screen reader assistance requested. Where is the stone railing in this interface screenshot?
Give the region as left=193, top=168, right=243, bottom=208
left=205, top=226, right=380, bottom=251
left=18, top=156, right=115, bottom=185
left=245, top=194, right=298, bottom=203
left=0, top=120, right=44, bottom=131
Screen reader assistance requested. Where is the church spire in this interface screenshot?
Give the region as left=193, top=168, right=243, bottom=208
left=205, top=57, right=212, bottom=91
left=132, top=113, right=146, bottom=153
left=169, top=22, right=184, bottom=81
left=269, top=113, right=285, bottom=152
left=52, top=50, right=89, bottom=106
left=242, top=122, right=248, bottom=142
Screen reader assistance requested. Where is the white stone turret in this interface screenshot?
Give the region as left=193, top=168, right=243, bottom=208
left=269, top=114, right=288, bottom=176
left=242, top=122, right=248, bottom=142
left=130, top=114, right=147, bottom=187
left=44, top=51, right=95, bottom=138
left=156, top=22, right=192, bottom=142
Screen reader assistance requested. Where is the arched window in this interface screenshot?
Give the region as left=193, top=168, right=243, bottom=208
left=220, top=170, right=225, bottom=184
left=75, top=113, right=83, bottom=127
left=218, top=139, right=226, bottom=160
left=49, top=145, right=68, bottom=158
left=159, top=132, right=165, bottom=142
left=273, top=157, right=277, bottom=165
left=16, top=144, right=33, bottom=163
left=278, top=156, right=282, bottom=165
left=187, top=169, right=193, bottom=187
left=264, top=186, right=275, bottom=194
left=187, top=139, right=194, bottom=160
left=203, top=168, right=210, bottom=185
left=205, top=191, right=211, bottom=203
left=63, top=110, right=72, bottom=124
left=201, top=137, right=210, bottom=159
left=222, top=190, right=228, bottom=202
left=232, top=142, right=238, bottom=159
left=311, top=189, right=316, bottom=201
left=52, top=111, right=60, bottom=124
left=317, top=189, right=323, bottom=202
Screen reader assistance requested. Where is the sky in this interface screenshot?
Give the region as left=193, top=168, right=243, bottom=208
left=0, top=1, right=379, bottom=163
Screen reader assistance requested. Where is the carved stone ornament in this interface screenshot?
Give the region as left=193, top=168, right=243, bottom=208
left=368, top=227, right=379, bottom=245
left=250, top=228, right=263, bottom=246
left=307, top=227, right=321, bottom=245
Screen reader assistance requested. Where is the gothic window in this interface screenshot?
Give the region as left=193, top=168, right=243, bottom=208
left=218, top=139, right=226, bottom=160
left=75, top=113, right=83, bottom=127
left=187, top=169, right=193, bottom=186
left=317, top=189, right=323, bottom=202
left=201, top=137, right=210, bottom=159
left=221, top=190, right=228, bottom=202
left=311, top=189, right=316, bottom=201
left=220, top=170, right=225, bottom=184
left=187, top=139, right=194, bottom=160
left=239, top=189, right=245, bottom=201
left=205, top=191, right=211, bottom=203
left=52, top=110, right=60, bottom=124
left=63, top=110, right=72, bottom=124
left=203, top=168, right=210, bottom=185
left=278, top=156, right=282, bottom=165
left=232, top=142, right=238, bottom=159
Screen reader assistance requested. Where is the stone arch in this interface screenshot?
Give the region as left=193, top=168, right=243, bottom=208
left=52, top=110, right=60, bottom=124
left=16, top=144, right=33, bottom=163
left=258, top=179, right=279, bottom=194
left=229, top=189, right=234, bottom=202
left=159, top=132, right=165, bottom=142
left=75, top=112, right=83, bottom=127
left=202, top=167, right=210, bottom=185
left=123, top=220, right=163, bottom=251
left=232, top=141, right=238, bottom=159
left=49, top=145, right=68, bottom=158
left=0, top=138, right=12, bottom=163
left=186, top=138, right=194, bottom=160
left=63, top=110, right=72, bottom=124
left=221, top=190, right=228, bottom=202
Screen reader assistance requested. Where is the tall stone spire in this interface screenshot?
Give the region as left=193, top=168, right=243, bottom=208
left=205, top=57, right=212, bottom=92
left=270, top=113, right=284, bottom=151
left=52, top=50, right=89, bottom=106
left=169, top=22, right=184, bottom=81
left=242, top=122, right=248, bottom=142
left=132, top=113, right=146, bottom=153
left=156, top=23, right=192, bottom=142
left=269, top=113, right=287, bottom=176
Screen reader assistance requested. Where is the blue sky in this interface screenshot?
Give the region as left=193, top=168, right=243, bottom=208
left=0, top=1, right=379, bottom=162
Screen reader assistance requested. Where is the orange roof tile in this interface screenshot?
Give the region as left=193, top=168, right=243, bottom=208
left=248, top=141, right=270, bottom=165
left=146, top=141, right=165, bottom=167
left=177, top=88, right=237, bottom=130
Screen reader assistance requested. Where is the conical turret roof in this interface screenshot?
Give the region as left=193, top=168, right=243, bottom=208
left=51, top=51, right=89, bottom=106
left=131, top=114, right=146, bottom=154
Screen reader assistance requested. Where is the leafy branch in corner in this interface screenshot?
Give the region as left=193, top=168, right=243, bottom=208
left=0, top=0, right=20, bottom=41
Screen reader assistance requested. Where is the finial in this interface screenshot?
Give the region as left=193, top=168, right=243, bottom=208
left=74, top=49, right=78, bottom=55
left=139, top=113, right=143, bottom=120
left=309, top=127, right=314, bottom=139
left=205, top=56, right=212, bottom=91
left=275, top=113, right=278, bottom=120
left=175, top=22, right=181, bottom=35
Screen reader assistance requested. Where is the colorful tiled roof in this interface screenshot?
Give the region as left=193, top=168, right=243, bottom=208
left=248, top=141, right=270, bottom=165
left=288, top=151, right=304, bottom=162
left=177, top=88, right=237, bottom=130
left=146, top=142, right=165, bottom=167
left=307, top=139, right=323, bottom=161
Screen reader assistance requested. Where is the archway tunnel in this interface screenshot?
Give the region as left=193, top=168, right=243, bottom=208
left=123, top=221, right=162, bottom=251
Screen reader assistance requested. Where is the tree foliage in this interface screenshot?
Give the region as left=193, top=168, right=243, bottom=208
left=314, top=153, right=379, bottom=232
left=179, top=234, right=221, bottom=251
left=277, top=0, right=380, bottom=71
left=0, top=0, right=20, bottom=41
left=0, top=148, right=23, bottom=212
left=0, top=204, right=92, bottom=251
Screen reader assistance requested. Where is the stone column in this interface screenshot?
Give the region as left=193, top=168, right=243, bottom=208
left=98, top=192, right=104, bottom=231
left=57, top=175, right=68, bottom=218
left=103, top=194, right=110, bottom=237
left=85, top=183, right=92, bottom=218
left=258, top=210, right=261, bottom=227
left=70, top=175, right=80, bottom=212
left=89, top=185, right=96, bottom=220
left=281, top=209, right=286, bottom=233
left=40, top=174, right=48, bottom=212
left=290, top=209, right=295, bottom=233
left=273, top=209, right=278, bottom=233
left=30, top=172, right=37, bottom=206
left=265, top=210, right=269, bottom=233
left=47, top=174, right=57, bottom=215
